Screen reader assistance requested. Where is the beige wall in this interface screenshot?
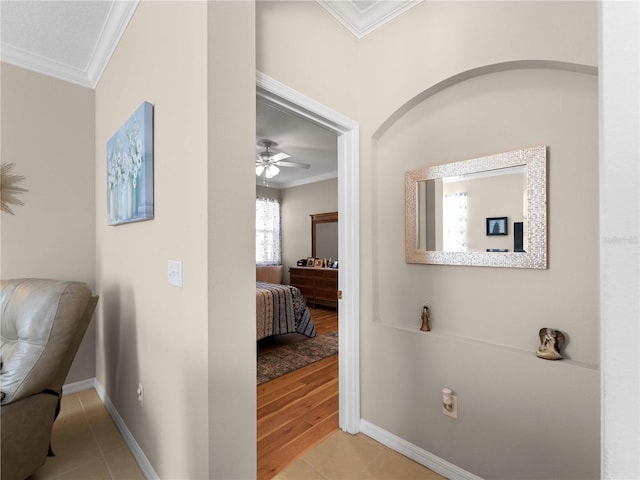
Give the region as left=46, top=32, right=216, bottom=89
left=358, top=1, right=597, bottom=131
left=260, top=1, right=599, bottom=479
left=95, top=3, right=210, bottom=478
left=1, top=63, right=96, bottom=383
left=371, top=67, right=598, bottom=480
left=256, top=185, right=281, bottom=201
left=95, top=2, right=256, bottom=477
left=256, top=1, right=359, bottom=119
left=280, top=178, right=338, bottom=284
left=359, top=3, right=599, bottom=479
left=207, top=2, right=256, bottom=478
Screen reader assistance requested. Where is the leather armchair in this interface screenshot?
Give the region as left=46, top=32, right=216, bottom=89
left=1, top=279, right=98, bottom=480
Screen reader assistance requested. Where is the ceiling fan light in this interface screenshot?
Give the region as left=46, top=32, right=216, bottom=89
left=266, top=165, right=280, bottom=179
left=255, top=165, right=265, bottom=176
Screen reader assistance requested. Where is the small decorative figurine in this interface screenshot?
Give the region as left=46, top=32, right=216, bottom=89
left=420, top=304, right=430, bottom=332
left=536, top=327, right=565, bottom=360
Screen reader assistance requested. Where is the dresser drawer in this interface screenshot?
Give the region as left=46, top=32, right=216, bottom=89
left=316, top=287, right=337, bottom=301
left=290, top=275, right=314, bottom=287
left=322, top=270, right=338, bottom=280
left=316, top=277, right=336, bottom=289
left=289, top=266, right=338, bottom=309
left=295, top=285, right=314, bottom=298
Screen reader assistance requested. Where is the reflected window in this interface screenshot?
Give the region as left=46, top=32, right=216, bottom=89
left=443, top=192, right=468, bottom=252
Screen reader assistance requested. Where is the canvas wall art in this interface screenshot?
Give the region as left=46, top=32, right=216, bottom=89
left=107, top=102, right=154, bottom=225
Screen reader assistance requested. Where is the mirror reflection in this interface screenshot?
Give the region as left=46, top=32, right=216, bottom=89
left=417, top=166, right=526, bottom=252
left=405, top=146, right=547, bottom=269
left=315, top=222, right=338, bottom=260
left=311, top=211, right=338, bottom=264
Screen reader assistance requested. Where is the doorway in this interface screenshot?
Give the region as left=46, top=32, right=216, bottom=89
left=255, top=69, right=360, bottom=437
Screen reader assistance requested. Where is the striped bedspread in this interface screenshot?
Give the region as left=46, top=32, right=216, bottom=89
left=256, top=282, right=316, bottom=340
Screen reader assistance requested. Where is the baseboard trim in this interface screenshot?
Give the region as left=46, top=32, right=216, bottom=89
left=359, top=419, right=483, bottom=480
left=95, top=379, right=160, bottom=480
left=62, top=378, right=96, bottom=395
left=89, top=380, right=159, bottom=480
left=63, top=378, right=158, bottom=479
left=66, top=380, right=478, bottom=480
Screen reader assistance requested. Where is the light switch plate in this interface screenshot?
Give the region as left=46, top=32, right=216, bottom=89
left=168, top=260, right=183, bottom=288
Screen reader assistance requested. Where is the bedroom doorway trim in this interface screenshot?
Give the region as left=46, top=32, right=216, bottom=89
left=256, top=71, right=360, bottom=434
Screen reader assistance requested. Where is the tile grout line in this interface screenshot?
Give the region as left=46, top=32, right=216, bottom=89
left=300, top=457, right=331, bottom=480
left=77, top=390, right=117, bottom=480
left=356, top=444, right=386, bottom=478
left=300, top=434, right=386, bottom=480
left=49, top=393, right=103, bottom=480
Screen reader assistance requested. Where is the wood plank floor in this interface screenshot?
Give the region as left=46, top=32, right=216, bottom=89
left=257, top=306, right=339, bottom=480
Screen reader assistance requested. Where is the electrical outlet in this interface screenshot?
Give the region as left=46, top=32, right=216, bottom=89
left=137, top=384, right=144, bottom=407
left=443, top=393, right=457, bottom=419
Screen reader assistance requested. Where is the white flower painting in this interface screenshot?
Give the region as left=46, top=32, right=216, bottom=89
left=107, top=102, right=153, bottom=225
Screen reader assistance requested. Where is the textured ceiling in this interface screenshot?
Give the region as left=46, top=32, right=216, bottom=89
left=0, top=0, right=138, bottom=88
left=2, top=1, right=111, bottom=69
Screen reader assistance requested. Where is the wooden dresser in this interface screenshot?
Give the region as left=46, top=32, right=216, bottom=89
left=289, top=267, right=338, bottom=309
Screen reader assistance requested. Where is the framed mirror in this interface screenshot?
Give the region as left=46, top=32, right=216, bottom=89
left=405, top=146, right=547, bottom=269
left=311, top=211, right=338, bottom=263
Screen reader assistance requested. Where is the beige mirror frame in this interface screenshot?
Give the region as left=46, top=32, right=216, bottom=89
left=405, top=145, right=547, bottom=269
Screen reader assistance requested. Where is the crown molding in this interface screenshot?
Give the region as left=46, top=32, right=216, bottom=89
left=316, top=0, right=422, bottom=39
left=0, top=0, right=138, bottom=89
left=0, top=43, right=92, bottom=88
left=86, top=0, right=139, bottom=88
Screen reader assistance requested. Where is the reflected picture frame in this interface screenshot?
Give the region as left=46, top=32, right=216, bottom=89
left=486, top=217, right=508, bottom=236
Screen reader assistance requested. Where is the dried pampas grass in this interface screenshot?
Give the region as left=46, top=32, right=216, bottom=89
left=1, top=163, right=28, bottom=215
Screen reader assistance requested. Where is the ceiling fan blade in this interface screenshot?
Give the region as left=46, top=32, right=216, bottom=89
left=274, top=160, right=311, bottom=169
left=269, top=152, right=290, bottom=162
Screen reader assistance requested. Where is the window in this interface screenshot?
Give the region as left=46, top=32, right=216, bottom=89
left=256, top=197, right=281, bottom=265
left=443, top=192, right=468, bottom=252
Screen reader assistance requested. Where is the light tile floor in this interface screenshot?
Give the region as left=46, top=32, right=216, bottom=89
left=274, top=431, right=446, bottom=480
left=32, top=388, right=444, bottom=480
left=29, top=388, right=144, bottom=480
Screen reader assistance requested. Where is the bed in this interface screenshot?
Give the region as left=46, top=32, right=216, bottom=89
left=256, top=281, right=316, bottom=340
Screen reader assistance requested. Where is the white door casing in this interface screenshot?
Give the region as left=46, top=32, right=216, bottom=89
left=256, top=72, right=360, bottom=433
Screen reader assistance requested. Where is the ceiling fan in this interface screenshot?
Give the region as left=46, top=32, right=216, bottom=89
left=255, top=139, right=310, bottom=180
